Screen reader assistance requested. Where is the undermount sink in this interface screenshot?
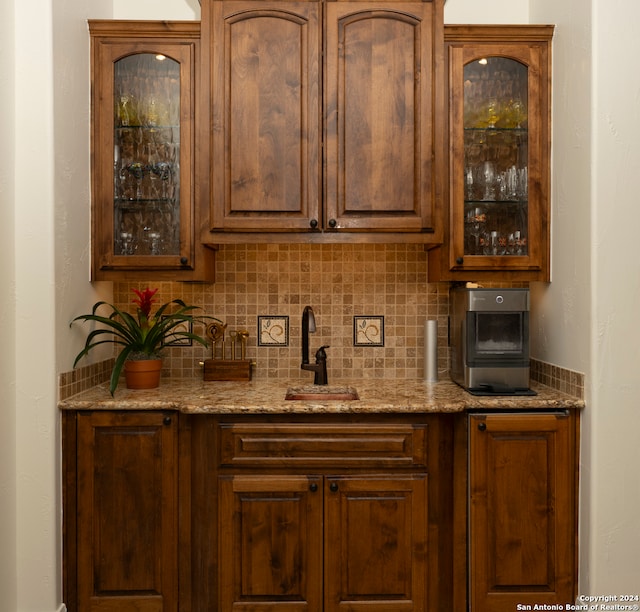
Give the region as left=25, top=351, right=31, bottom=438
left=285, top=386, right=359, bottom=401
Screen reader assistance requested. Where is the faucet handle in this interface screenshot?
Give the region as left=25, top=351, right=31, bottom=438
left=315, top=345, right=330, bottom=362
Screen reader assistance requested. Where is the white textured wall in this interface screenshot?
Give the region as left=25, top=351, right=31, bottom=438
left=13, top=0, right=58, bottom=607
left=588, top=0, right=640, bottom=591
left=444, top=0, right=528, bottom=23
left=0, top=0, right=17, bottom=608
left=55, top=3, right=113, bottom=375
left=113, top=0, right=200, bottom=20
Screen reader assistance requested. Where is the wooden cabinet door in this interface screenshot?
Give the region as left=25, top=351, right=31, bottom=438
left=76, top=411, right=178, bottom=612
left=325, top=1, right=444, bottom=234
left=429, top=25, right=553, bottom=282
left=90, top=22, right=214, bottom=281
left=468, top=412, right=577, bottom=612
left=218, top=474, right=324, bottom=611
left=324, top=475, right=429, bottom=612
left=208, top=1, right=321, bottom=232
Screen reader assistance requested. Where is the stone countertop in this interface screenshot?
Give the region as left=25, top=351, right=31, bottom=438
left=58, top=378, right=584, bottom=414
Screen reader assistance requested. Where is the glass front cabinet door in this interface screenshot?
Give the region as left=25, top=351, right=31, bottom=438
left=429, top=25, right=553, bottom=282
left=90, top=21, right=215, bottom=281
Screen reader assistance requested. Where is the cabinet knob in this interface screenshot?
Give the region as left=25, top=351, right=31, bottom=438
left=329, top=482, right=339, bottom=492
left=163, top=415, right=172, bottom=426
left=309, top=218, right=318, bottom=229
left=328, top=218, right=337, bottom=228
left=309, top=482, right=318, bottom=493
left=477, top=421, right=487, bottom=432
left=456, top=256, right=464, bottom=265
left=180, top=256, right=189, bottom=266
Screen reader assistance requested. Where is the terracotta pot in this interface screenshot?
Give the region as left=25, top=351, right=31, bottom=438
left=124, top=359, right=162, bottom=390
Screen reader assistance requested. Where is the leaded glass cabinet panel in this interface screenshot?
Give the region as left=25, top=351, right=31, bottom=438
left=90, top=21, right=214, bottom=280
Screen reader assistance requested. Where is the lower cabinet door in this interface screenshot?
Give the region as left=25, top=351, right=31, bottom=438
left=469, top=412, right=577, bottom=611
left=76, top=411, right=178, bottom=612
left=218, top=474, right=324, bottom=611
left=324, top=475, right=429, bottom=612
left=218, top=473, right=428, bottom=611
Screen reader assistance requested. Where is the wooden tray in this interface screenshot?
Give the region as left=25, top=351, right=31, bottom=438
left=203, top=359, right=252, bottom=381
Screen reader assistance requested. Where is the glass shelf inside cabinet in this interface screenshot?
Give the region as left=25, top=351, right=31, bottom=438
left=113, top=53, right=181, bottom=257
left=463, top=57, right=528, bottom=257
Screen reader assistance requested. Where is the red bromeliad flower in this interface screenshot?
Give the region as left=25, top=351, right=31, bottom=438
left=132, top=287, right=158, bottom=318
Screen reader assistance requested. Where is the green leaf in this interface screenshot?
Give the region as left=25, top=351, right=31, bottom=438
left=110, top=346, right=133, bottom=395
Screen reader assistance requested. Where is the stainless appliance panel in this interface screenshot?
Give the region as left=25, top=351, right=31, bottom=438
left=450, top=287, right=531, bottom=392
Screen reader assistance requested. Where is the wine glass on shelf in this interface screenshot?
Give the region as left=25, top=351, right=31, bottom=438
left=117, top=92, right=141, bottom=127
left=465, top=166, right=475, bottom=201
left=123, top=161, right=146, bottom=200
left=498, top=166, right=517, bottom=201
left=507, top=230, right=526, bottom=256
left=116, top=231, right=137, bottom=256
left=481, top=161, right=496, bottom=201
left=148, top=231, right=163, bottom=255
left=517, top=167, right=528, bottom=200
left=143, top=96, right=163, bottom=129
left=117, top=95, right=132, bottom=127
left=486, top=98, right=500, bottom=129
left=465, top=206, right=486, bottom=255
left=150, top=161, right=172, bottom=199
left=488, top=230, right=499, bottom=256
left=117, top=163, right=130, bottom=200
left=115, top=212, right=138, bottom=255
left=507, top=97, right=527, bottom=129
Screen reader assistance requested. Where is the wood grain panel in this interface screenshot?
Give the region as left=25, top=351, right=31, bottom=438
left=469, top=412, right=576, bottom=612
left=76, top=411, right=178, bottom=611
left=324, top=475, right=428, bottom=611
left=218, top=474, right=323, bottom=610
left=325, top=1, right=441, bottom=232
left=218, top=421, right=428, bottom=468
left=210, top=2, right=321, bottom=231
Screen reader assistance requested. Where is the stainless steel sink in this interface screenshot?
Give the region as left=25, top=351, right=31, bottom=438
left=285, top=386, right=359, bottom=401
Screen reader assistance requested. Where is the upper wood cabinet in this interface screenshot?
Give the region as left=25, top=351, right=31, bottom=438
left=429, top=25, right=554, bottom=282
left=205, top=1, right=321, bottom=233
left=325, top=1, right=443, bottom=235
left=89, top=21, right=215, bottom=281
left=200, top=0, right=445, bottom=242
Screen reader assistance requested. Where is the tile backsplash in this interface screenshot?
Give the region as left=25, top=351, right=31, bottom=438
left=59, top=243, right=584, bottom=400
left=113, top=244, right=451, bottom=381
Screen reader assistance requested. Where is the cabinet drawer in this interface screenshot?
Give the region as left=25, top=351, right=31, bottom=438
left=218, top=422, right=428, bottom=469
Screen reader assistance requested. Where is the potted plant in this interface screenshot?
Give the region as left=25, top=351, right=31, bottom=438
left=71, top=287, right=219, bottom=394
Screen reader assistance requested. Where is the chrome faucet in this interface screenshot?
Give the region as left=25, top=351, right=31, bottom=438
left=301, top=305, right=329, bottom=385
